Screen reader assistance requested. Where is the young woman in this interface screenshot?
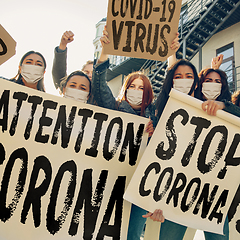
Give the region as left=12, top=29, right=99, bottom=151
left=59, top=70, right=92, bottom=103
left=199, top=68, right=240, bottom=117
left=128, top=59, right=202, bottom=240
left=10, top=51, right=46, bottom=91
left=52, top=30, right=94, bottom=89
left=145, top=61, right=240, bottom=240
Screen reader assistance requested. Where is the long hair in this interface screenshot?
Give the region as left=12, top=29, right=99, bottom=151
left=155, top=59, right=200, bottom=119
left=11, top=51, right=46, bottom=92
left=116, top=71, right=153, bottom=116
left=231, top=89, right=240, bottom=106
left=60, top=70, right=91, bottom=96
left=198, top=68, right=231, bottom=101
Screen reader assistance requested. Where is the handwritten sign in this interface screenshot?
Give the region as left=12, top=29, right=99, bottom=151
left=124, top=89, right=240, bottom=236
left=0, top=25, right=16, bottom=65
left=0, top=78, right=148, bottom=240
left=104, top=0, right=182, bottom=61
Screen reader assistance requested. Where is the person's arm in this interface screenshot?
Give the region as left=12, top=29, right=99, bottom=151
left=167, top=33, right=180, bottom=68
left=201, top=100, right=240, bottom=117
left=92, top=60, right=117, bottom=110
left=52, top=31, right=74, bottom=89
left=142, top=209, right=165, bottom=222
left=97, top=26, right=109, bottom=64
left=211, top=54, right=223, bottom=70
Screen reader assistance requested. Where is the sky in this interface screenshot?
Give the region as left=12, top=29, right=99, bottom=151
left=0, top=0, right=108, bottom=96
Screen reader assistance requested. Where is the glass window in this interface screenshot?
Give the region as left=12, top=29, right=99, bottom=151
left=217, top=43, right=235, bottom=92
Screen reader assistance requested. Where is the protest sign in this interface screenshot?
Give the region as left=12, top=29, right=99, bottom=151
left=0, top=78, right=148, bottom=240
left=104, top=0, right=182, bottom=61
left=0, top=25, right=16, bottom=65
left=124, top=89, right=240, bottom=236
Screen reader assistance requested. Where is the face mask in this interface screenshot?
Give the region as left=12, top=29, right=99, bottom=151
left=64, top=87, right=89, bottom=103
left=173, top=78, right=194, bottom=94
left=126, top=89, right=143, bottom=106
left=20, top=64, right=45, bottom=84
left=202, top=82, right=222, bottom=100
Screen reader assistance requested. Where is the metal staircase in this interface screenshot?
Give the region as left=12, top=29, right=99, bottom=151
left=141, top=0, right=240, bottom=96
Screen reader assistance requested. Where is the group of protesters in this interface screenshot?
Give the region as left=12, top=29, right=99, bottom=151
left=1, top=27, right=240, bottom=240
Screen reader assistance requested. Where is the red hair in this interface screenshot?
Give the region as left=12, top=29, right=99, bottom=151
left=116, top=72, right=153, bottom=116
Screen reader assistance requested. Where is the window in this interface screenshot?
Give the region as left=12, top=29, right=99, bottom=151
left=217, top=42, right=235, bottom=92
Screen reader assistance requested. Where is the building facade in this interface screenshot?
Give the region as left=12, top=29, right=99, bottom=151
left=94, top=0, right=240, bottom=97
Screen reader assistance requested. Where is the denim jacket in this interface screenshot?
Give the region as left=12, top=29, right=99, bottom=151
left=92, top=60, right=157, bottom=125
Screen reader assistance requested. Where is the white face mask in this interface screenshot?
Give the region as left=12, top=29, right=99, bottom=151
left=20, top=64, right=45, bottom=84
left=64, top=87, right=89, bottom=103
left=202, top=82, right=222, bottom=100
left=173, top=78, right=194, bottom=94
left=126, top=89, right=143, bottom=106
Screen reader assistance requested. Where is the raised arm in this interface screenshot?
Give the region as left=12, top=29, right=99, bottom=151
left=52, top=31, right=74, bottom=89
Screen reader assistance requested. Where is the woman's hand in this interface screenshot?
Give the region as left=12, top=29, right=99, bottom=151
left=168, top=33, right=180, bottom=68
left=98, top=26, right=110, bottom=63
left=142, top=209, right=165, bottom=223
left=202, top=100, right=225, bottom=116
left=59, top=31, right=74, bottom=50
left=145, top=120, right=154, bottom=137
left=211, top=54, right=223, bottom=70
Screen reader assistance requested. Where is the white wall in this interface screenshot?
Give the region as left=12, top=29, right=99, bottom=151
left=192, top=22, right=240, bottom=88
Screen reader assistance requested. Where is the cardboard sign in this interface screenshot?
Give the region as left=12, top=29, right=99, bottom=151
left=0, top=25, right=16, bottom=65
left=124, top=89, right=240, bottom=236
left=0, top=78, right=148, bottom=240
left=104, top=0, right=182, bottom=61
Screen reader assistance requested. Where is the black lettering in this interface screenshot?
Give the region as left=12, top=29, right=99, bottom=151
left=97, top=176, right=126, bottom=239
left=0, top=90, right=9, bottom=133
left=208, top=190, right=228, bottom=223
left=120, top=0, right=129, bottom=17
left=21, top=156, right=52, bottom=227
left=154, top=167, right=173, bottom=202
left=197, top=126, right=228, bottom=174
left=69, top=169, right=108, bottom=237
left=130, top=0, right=138, bottom=18
left=9, top=92, right=28, bottom=136
left=112, top=0, right=119, bottom=17
left=144, top=0, right=152, bottom=19
left=181, top=178, right=201, bottom=212
left=136, top=0, right=143, bottom=19
left=47, top=161, right=77, bottom=234
left=156, top=109, right=189, bottom=160
left=166, top=173, right=186, bottom=207
left=85, top=113, right=108, bottom=157
left=193, top=183, right=218, bottom=218
left=182, top=117, right=211, bottom=167
left=139, top=162, right=161, bottom=197
left=75, top=108, right=93, bottom=153
left=0, top=39, right=7, bottom=56
left=51, top=105, right=77, bottom=148
left=218, top=134, right=240, bottom=179
left=0, top=143, right=5, bottom=165
left=158, top=24, right=170, bottom=57
left=24, top=95, right=43, bottom=140
left=112, top=20, right=124, bottom=50
left=146, top=24, right=159, bottom=55
left=122, top=21, right=135, bottom=52
left=134, top=23, right=146, bottom=53
left=228, top=184, right=240, bottom=233
left=35, top=100, right=58, bottom=144
left=103, top=117, right=123, bottom=161
left=168, top=0, right=176, bottom=22
left=0, top=148, right=28, bottom=222
left=119, top=122, right=144, bottom=166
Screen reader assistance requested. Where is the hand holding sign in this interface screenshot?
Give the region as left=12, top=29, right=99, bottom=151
left=0, top=25, right=16, bottom=65
left=104, top=0, right=182, bottom=61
